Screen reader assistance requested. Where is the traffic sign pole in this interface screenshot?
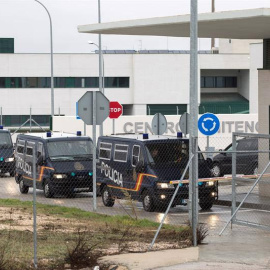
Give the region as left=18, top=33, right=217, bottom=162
left=93, top=91, right=97, bottom=212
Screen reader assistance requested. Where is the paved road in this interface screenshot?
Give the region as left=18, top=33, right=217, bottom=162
left=1, top=176, right=270, bottom=234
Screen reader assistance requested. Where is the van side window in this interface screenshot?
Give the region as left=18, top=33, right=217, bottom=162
left=114, top=144, right=128, bottom=162
left=99, top=142, right=112, bottom=160
left=17, top=140, right=25, bottom=154
left=132, top=145, right=140, bottom=167
left=37, top=143, right=44, bottom=159
left=26, top=147, right=33, bottom=156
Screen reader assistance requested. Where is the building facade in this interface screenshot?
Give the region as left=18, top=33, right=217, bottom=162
left=0, top=39, right=261, bottom=127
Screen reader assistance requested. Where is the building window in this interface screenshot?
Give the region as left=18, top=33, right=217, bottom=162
left=0, top=77, right=130, bottom=88
left=0, top=38, right=14, bottom=53
left=147, top=104, right=187, bottom=115
left=201, top=76, right=237, bottom=88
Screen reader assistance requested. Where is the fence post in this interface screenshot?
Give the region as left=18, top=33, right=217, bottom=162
left=231, top=133, right=237, bottom=227
left=33, top=142, right=38, bottom=268
left=30, top=107, right=32, bottom=132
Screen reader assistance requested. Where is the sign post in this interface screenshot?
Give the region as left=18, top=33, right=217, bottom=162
left=109, top=101, right=123, bottom=135
left=78, top=91, right=109, bottom=211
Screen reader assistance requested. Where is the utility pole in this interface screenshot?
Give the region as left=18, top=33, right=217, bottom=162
left=211, top=0, right=215, bottom=49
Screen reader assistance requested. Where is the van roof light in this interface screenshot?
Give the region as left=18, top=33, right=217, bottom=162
left=177, top=132, right=183, bottom=138
left=143, top=133, right=149, bottom=140
left=0, top=126, right=3, bottom=130
left=46, top=132, right=52, bottom=138
left=77, top=131, right=82, bottom=136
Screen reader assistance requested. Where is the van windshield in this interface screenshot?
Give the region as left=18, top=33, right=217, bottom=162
left=145, top=141, right=189, bottom=165
left=48, top=140, right=93, bottom=161
left=0, top=132, right=12, bottom=148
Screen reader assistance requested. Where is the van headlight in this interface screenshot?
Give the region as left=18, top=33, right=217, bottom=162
left=5, top=157, right=14, bottom=162
left=53, top=174, right=67, bottom=179
left=157, top=183, right=174, bottom=189
left=206, top=181, right=215, bottom=186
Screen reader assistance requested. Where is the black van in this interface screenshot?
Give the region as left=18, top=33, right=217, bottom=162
left=0, top=126, right=15, bottom=176
left=212, top=138, right=258, bottom=177
left=15, top=132, right=93, bottom=198
left=96, top=134, right=217, bottom=212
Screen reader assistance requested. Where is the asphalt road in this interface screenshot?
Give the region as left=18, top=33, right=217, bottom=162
left=1, top=176, right=269, bottom=234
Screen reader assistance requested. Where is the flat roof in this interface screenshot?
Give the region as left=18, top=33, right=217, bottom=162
left=78, top=8, right=270, bottom=39
left=101, top=134, right=188, bottom=142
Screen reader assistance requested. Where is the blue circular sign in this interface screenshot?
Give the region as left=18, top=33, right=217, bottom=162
left=198, top=113, right=220, bottom=136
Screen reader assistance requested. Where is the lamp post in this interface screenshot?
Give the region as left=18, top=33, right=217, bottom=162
left=34, top=0, right=54, bottom=120
left=88, top=41, right=104, bottom=135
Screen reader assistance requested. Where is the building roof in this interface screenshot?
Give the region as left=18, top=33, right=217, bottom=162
left=78, top=8, right=270, bottom=39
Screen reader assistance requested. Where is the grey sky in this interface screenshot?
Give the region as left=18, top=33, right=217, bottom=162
left=0, top=0, right=269, bottom=53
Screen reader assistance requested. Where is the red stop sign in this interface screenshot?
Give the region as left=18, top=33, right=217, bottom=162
left=109, top=101, right=123, bottom=119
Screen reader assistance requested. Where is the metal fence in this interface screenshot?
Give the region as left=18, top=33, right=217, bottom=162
left=1, top=131, right=270, bottom=268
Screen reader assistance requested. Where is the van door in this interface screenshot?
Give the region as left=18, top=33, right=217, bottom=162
left=23, top=141, right=35, bottom=187
left=111, top=143, right=130, bottom=197
left=128, top=144, right=144, bottom=198
left=16, top=139, right=26, bottom=178
left=36, top=142, right=45, bottom=188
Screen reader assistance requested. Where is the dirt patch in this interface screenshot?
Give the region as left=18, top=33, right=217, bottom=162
left=0, top=205, right=192, bottom=270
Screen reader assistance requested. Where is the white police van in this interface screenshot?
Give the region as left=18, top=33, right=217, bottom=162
left=97, top=133, right=217, bottom=212
left=0, top=126, right=15, bottom=176
left=15, top=132, right=93, bottom=198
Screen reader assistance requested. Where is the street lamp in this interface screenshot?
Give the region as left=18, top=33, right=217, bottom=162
left=34, top=0, right=54, bottom=120
left=88, top=40, right=105, bottom=135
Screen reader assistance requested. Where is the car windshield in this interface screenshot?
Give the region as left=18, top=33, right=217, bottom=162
left=145, top=141, right=189, bottom=165
left=0, top=132, right=12, bottom=148
left=47, top=140, right=93, bottom=160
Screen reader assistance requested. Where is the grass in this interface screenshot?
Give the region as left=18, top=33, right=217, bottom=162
left=0, top=198, right=184, bottom=230
left=0, top=199, right=193, bottom=269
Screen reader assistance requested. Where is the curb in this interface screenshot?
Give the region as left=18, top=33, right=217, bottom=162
left=215, top=200, right=270, bottom=211
left=98, top=247, right=199, bottom=270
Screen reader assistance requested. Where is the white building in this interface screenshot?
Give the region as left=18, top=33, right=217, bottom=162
left=0, top=38, right=262, bottom=127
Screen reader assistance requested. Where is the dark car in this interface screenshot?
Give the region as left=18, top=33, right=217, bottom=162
left=211, top=138, right=258, bottom=177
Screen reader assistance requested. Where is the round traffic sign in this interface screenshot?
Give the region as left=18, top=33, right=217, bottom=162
left=198, top=113, right=220, bottom=136
left=109, top=101, right=123, bottom=119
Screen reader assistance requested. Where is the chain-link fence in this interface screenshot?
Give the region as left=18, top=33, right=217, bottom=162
left=2, top=130, right=270, bottom=268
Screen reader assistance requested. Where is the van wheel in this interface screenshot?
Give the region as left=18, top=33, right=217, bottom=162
left=199, top=199, right=213, bottom=211
left=19, top=179, right=29, bottom=194
left=44, top=180, right=54, bottom=198
left=102, top=186, right=114, bottom=207
left=142, top=190, right=156, bottom=212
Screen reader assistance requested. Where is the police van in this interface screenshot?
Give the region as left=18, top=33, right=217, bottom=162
left=0, top=126, right=15, bottom=176
left=15, top=132, right=93, bottom=198
left=97, top=133, right=217, bottom=212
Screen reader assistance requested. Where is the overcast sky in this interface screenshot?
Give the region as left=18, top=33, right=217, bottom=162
left=1, top=0, right=270, bottom=53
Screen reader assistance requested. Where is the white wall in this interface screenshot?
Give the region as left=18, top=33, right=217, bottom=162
left=219, top=39, right=262, bottom=54
left=53, top=114, right=258, bottom=150
left=0, top=53, right=252, bottom=116
left=238, top=70, right=250, bottom=100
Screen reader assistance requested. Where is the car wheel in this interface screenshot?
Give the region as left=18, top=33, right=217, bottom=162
left=142, top=190, right=156, bottom=212
left=44, top=180, right=54, bottom=198
left=211, top=163, right=223, bottom=177
left=199, top=199, right=213, bottom=211
left=102, top=186, right=115, bottom=207
left=9, top=170, right=15, bottom=177
left=19, top=179, right=29, bottom=194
